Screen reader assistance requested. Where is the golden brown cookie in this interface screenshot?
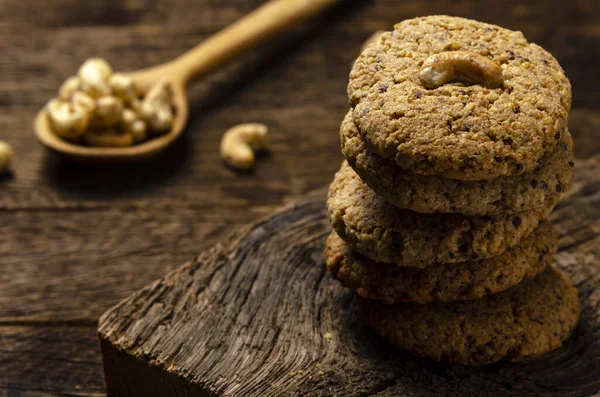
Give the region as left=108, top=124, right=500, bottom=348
left=326, top=162, right=551, bottom=267
left=357, top=266, right=580, bottom=365
left=326, top=220, right=556, bottom=304
left=348, top=16, right=571, bottom=180
left=340, top=111, right=575, bottom=215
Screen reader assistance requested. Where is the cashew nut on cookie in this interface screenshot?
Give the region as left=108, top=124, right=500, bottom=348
left=419, top=51, right=503, bottom=89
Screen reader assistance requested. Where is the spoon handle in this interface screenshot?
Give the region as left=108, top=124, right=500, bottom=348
left=137, top=0, right=342, bottom=86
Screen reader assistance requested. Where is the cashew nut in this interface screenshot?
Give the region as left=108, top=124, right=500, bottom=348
left=121, top=108, right=137, bottom=126
left=419, top=51, right=503, bottom=89
left=72, top=91, right=96, bottom=114
left=220, top=123, right=268, bottom=170
left=58, top=76, right=81, bottom=100
left=139, top=80, right=174, bottom=133
left=91, top=96, right=124, bottom=127
left=130, top=98, right=143, bottom=113
left=78, top=58, right=113, bottom=98
left=82, top=130, right=134, bottom=147
left=0, top=141, right=13, bottom=175
left=46, top=98, right=91, bottom=140
left=147, top=110, right=173, bottom=134
left=121, top=108, right=147, bottom=143
left=129, top=120, right=147, bottom=143
left=48, top=58, right=174, bottom=146
left=110, top=73, right=138, bottom=105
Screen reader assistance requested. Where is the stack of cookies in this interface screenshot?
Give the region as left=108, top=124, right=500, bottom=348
left=325, top=16, right=580, bottom=365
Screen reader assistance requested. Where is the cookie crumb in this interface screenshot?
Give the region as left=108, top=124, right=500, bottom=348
left=289, top=371, right=296, bottom=377
left=297, top=370, right=303, bottom=375
left=324, top=332, right=333, bottom=340
left=318, top=371, right=325, bottom=375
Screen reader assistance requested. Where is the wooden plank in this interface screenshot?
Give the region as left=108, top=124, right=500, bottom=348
left=0, top=325, right=105, bottom=396
left=0, top=207, right=265, bottom=323
left=98, top=158, right=600, bottom=396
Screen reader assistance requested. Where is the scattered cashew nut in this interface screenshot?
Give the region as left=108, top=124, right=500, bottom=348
left=419, top=51, right=503, bottom=89
left=220, top=123, right=268, bottom=170
left=78, top=58, right=113, bottom=98
left=0, top=141, right=13, bottom=175
left=46, top=98, right=91, bottom=140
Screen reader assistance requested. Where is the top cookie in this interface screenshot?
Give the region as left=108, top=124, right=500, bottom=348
left=348, top=15, right=571, bottom=180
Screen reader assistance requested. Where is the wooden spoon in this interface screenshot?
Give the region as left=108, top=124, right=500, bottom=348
left=35, top=0, right=341, bottom=163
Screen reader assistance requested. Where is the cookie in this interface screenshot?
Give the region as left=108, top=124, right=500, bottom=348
left=340, top=111, right=575, bottom=215
left=327, top=162, right=551, bottom=267
left=357, top=266, right=580, bottom=365
left=348, top=15, right=571, bottom=180
left=326, top=220, right=556, bottom=304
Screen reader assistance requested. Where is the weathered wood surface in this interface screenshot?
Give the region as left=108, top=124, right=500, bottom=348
left=2, top=326, right=105, bottom=396
left=99, top=157, right=600, bottom=397
left=1, top=0, right=599, bottom=395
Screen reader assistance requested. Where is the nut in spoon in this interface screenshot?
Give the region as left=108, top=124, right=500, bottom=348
left=35, top=0, right=341, bottom=163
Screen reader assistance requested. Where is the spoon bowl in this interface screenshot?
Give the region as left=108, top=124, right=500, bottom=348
left=34, top=0, right=340, bottom=164
left=35, top=71, right=189, bottom=163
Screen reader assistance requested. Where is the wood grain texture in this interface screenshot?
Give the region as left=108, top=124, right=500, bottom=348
left=1, top=326, right=105, bottom=396
left=98, top=158, right=600, bottom=397
left=0, top=207, right=262, bottom=323
left=1, top=0, right=599, bottom=395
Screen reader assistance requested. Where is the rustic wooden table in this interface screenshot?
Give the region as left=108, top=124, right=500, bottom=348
left=1, top=0, right=598, bottom=395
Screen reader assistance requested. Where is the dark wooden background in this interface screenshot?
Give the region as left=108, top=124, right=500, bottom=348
left=1, top=0, right=598, bottom=395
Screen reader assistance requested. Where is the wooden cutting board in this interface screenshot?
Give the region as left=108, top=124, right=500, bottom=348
left=98, top=159, right=600, bottom=397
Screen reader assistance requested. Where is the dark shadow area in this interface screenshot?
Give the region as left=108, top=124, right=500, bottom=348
left=0, top=168, right=15, bottom=182
left=41, top=134, right=193, bottom=199
left=485, top=315, right=600, bottom=394
left=221, top=150, right=273, bottom=176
